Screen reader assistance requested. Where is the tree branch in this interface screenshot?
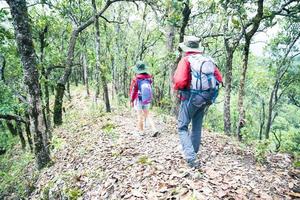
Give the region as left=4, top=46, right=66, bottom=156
left=100, top=16, right=124, bottom=24
left=289, top=94, right=300, bottom=108
left=201, top=33, right=225, bottom=39
left=262, top=0, right=299, bottom=20
left=0, top=114, right=28, bottom=124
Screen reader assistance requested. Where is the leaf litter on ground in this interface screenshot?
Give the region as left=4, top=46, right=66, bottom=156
left=29, top=90, right=299, bottom=200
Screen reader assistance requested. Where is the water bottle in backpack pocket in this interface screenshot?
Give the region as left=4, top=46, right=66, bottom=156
left=138, top=79, right=153, bottom=105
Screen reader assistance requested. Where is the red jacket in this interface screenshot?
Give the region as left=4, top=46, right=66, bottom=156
left=129, top=74, right=152, bottom=102
left=173, top=52, right=223, bottom=90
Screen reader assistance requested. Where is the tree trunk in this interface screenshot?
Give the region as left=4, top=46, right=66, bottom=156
left=265, top=85, right=276, bottom=139
left=259, top=99, right=265, bottom=140
left=236, top=0, right=263, bottom=140
left=67, top=80, right=71, bottom=100
left=93, top=0, right=101, bottom=102
left=236, top=39, right=250, bottom=140
left=44, top=75, right=51, bottom=129
left=74, top=67, right=79, bottom=86
left=25, top=114, right=33, bottom=151
left=222, top=9, right=239, bottom=135
left=16, top=121, right=26, bottom=149
left=223, top=49, right=233, bottom=135
left=0, top=54, right=5, bottom=82
left=53, top=83, right=65, bottom=125
left=168, top=24, right=177, bottom=115
left=82, top=53, right=90, bottom=96
left=92, top=0, right=111, bottom=112
left=39, top=25, right=51, bottom=131
left=170, top=1, right=191, bottom=115
left=6, top=0, right=51, bottom=169
left=123, top=48, right=128, bottom=97
left=6, top=121, right=17, bottom=136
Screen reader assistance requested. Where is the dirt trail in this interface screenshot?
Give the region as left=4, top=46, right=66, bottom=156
left=31, top=90, right=297, bottom=200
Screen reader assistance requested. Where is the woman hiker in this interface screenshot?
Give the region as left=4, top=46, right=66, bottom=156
left=129, top=61, right=159, bottom=137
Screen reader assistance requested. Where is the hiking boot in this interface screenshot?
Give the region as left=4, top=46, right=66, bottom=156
left=152, top=131, right=160, bottom=137
left=187, top=159, right=200, bottom=169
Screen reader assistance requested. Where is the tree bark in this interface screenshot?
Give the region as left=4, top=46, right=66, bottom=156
left=92, top=0, right=111, bottom=112
left=123, top=48, right=128, bottom=97
left=82, top=53, right=90, bottom=96
left=25, top=114, right=33, bottom=151
left=259, top=99, right=265, bottom=140
left=223, top=47, right=233, bottom=135
left=92, top=0, right=101, bottom=102
left=168, top=24, right=177, bottom=115
left=16, top=121, right=26, bottom=150
left=6, top=0, right=51, bottom=169
left=26, top=124, right=33, bottom=151
left=6, top=121, right=17, bottom=136
left=221, top=1, right=241, bottom=135
left=0, top=114, right=28, bottom=123
left=236, top=0, right=264, bottom=140
left=236, top=39, right=250, bottom=140
left=0, top=54, right=5, bottom=82
left=170, top=0, right=191, bottom=115
left=39, top=24, right=51, bottom=131
left=53, top=83, right=65, bottom=125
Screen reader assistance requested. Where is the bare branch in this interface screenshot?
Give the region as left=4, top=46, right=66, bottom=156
left=289, top=94, right=300, bottom=108
left=100, top=16, right=124, bottom=24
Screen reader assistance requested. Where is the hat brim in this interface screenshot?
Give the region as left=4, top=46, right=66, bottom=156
left=134, top=67, right=149, bottom=74
left=179, top=42, right=203, bottom=52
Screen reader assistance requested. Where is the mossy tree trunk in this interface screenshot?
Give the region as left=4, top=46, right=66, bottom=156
left=6, top=0, right=51, bottom=169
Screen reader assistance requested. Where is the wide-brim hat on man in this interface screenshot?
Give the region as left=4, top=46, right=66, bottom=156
left=133, top=61, right=149, bottom=74
left=179, top=36, right=203, bottom=52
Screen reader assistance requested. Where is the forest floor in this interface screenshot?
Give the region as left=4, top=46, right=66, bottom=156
left=29, top=89, right=299, bottom=200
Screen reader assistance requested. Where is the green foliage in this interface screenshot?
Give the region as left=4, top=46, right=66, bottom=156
left=240, top=126, right=258, bottom=145
left=0, top=4, right=299, bottom=200
left=0, top=82, right=25, bottom=114
left=137, top=155, right=152, bottom=165
left=101, top=122, right=119, bottom=142
left=0, top=151, right=36, bottom=199
left=0, top=130, right=17, bottom=151
left=157, top=96, right=172, bottom=110
left=51, top=135, right=66, bottom=151
left=65, top=187, right=83, bottom=200
left=280, top=130, right=300, bottom=153
left=116, top=93, right=128, bottom=108
left=102, top=122, right=116, bottom=134
left=204, top=104, right=224, bottom=133
left=41, top=181, right=54, bottom=200
left=89, top=103, right=105, bottom=118
left=254, top=140, right=271, bottom=163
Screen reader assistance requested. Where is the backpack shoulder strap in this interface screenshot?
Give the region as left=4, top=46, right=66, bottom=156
left=137, top=78, right=142, bottom=92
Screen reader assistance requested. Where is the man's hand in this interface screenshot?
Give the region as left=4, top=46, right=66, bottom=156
left=130, top=101, right=134, bottom=107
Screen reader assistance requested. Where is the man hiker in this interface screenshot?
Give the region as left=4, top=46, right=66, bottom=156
left=173, top=36, right=223, bottom=168
left=129, top=61, right=159, bottom=137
